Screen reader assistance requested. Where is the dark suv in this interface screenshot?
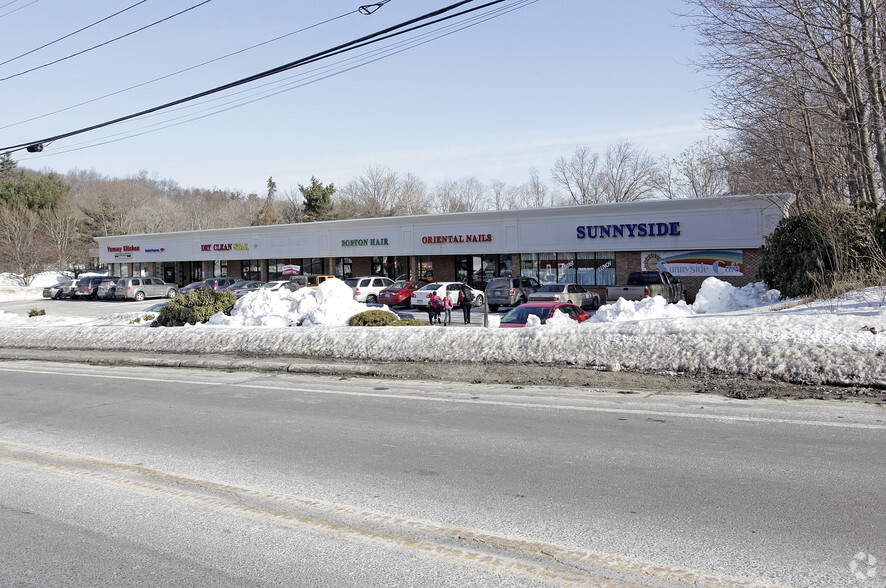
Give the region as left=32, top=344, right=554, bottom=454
left=201, top=277, right=238, bottom=291
left=485, top=276, right=542, bottom=312
left=74, top=275, right=120, bottom=299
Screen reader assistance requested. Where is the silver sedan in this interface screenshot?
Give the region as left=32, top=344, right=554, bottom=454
left=527, top=283, right=601, bottom=310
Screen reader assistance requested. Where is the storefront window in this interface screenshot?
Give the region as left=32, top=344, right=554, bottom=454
left=477, top=255, right=496, bottom=287
left=337, top=257, right=353, bottom=278
left=372, top=256, right=409, bottom=280
left=520, top=253, right=537, bottom=280
left=267, top=259, right=284, bottom=281
left=454, top=255, right=470, bottom=284
left=595, top=251, right=616, bottom=286
left=418, top=256, right=433, bottom=281
left=538, top=253, right=557, bottom=284
left=557, top=252, right=575, bottom=283
left=498, top=254, right=513, bottom=277
left=241, top=260, right=261, bottom=280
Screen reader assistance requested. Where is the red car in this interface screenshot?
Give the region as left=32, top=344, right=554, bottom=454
left=498, top=302, right=591, bottom=328
left=377, top=280, right=426, bottom=308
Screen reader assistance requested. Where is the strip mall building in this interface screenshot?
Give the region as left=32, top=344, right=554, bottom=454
left=95, top=193, right=793, bottom=301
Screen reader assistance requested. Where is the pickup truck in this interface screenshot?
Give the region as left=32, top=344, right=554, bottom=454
left=605, top=271, right=687, bottom=303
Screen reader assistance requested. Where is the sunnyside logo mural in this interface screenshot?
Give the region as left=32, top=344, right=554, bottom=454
left=642, top=250, right=744, bottom=277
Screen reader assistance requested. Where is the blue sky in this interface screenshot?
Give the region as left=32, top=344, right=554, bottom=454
left=1, top=0, right=710, bottom=196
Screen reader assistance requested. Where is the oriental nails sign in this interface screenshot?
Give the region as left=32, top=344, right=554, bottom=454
left=421, top=233, right=493, bottom=244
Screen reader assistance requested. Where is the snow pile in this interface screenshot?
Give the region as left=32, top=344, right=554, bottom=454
left=0, top=271, right=73, bottom=301
left=0, top=276, right=883, bottom=386
left=692, top=278, right=781, bottom=314
left=207, top=277, right=373, bottom=327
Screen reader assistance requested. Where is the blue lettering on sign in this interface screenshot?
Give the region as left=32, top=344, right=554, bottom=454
left=576, top=221, right=681, bottom=239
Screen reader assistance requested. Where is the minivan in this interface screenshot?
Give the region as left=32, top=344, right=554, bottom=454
left=485, top=276, right=542, bottom=312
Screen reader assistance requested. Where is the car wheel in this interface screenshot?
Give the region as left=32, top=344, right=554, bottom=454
left=366, top=295, right=377, bottom=304
left=167, top=289, right=177, bottom=298
left=489, top=304, right=500, bottom=313
left=517, top=296, right=526, bottom=306
left=589, top=295, right=600, bottom=311
left=53, top=291, right=62, bottom=300
left=474, top=294, right=484, bottom=306
left=134, top=291, right=145, bottom=302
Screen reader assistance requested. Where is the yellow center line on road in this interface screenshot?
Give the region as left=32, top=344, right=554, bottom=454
left=0, top=441, right=783, bottom=588
left=1, top=365, right=883, bottom=430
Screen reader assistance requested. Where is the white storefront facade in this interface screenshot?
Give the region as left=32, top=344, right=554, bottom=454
left=95, top=193, right=793, bottom=300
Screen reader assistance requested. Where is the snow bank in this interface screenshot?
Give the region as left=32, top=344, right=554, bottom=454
left=206, top=277, right=374, bottom=327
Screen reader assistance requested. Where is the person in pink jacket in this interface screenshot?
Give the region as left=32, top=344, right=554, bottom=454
left=441, top=292, right=454, bottom=326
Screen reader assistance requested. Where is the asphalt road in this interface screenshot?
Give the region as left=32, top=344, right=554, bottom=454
left=1, top=360, right=884, bottom=587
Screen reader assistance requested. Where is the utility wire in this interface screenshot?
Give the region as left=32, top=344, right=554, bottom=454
left=35, top=0, right=537, bottom=157
left=0, top=0, right=213, bottom=82
left=1, top=0, right=515, bottom=154
left=0, top=7, right=356, bottom=131
left=0, top=0, right=151, bottom=68
left=0, top=0, right=37, bottom=18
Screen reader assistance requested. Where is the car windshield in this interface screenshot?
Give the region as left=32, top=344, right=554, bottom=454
left=487, top=278, right=510, bottom=289
left=386, top=282, right=411, bottom=291
left=537, top=284, right=565, bottom=293
left=344, top=279, right=359, bottom=288
left=501, top=306, right=553, bottom=324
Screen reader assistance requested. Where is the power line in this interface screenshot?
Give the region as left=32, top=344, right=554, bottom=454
left=0, top=0, right=213, bottom=82
left=0, top=0, right=151, bottom=68
left=34, top=0, right=537, bottom=157
left=0, top=6, right=357, bottom=132
left=2, top=0, right=520, bottom=155
left=0, top=0, right=37, bottom=18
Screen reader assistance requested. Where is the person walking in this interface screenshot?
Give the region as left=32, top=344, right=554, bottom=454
left=459, top=286, right=474, bottom=324
left=441, top=291, right=454, bottom=326
left=428, top=292, right=441, bottom=324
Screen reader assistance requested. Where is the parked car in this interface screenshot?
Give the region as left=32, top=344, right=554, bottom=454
left=259, top=280, right=290, bottom=291
left=178, top=281, right=204, bottom=295
left=75, top=275, right=120, bottom=299
left=96, top=279, right=119, bottom=300
left=141, top=300, right=169, bottom=313
left=411, top=282, right=484, bottom=309
left=42, top=279, right=75, bottom=299
left=377, top=280, right=426, bottom=308
left=226, top=280, right=266, bottom=296
left=605, top=270, right=687, bottom=303
left=201, top=277, right=238, bottom=291
left=343, top=276, right=394, bottom=303
left=288, top=274, right=335, bottom=291
left=114, top=277, right=178, bottom=301
left=498, top=302, right=591, bottom=328
left=528, top=283, right=600, bottom=310
left=485, top=276, right=542, bottom=312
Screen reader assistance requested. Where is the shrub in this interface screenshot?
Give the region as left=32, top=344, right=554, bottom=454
left=348, top=309, right=400, bottom=326
left=28, top=308, right=45, bottom=317
left=759, top=205, right=886, bottom=298
left=151, top=290, right=236, bottom=327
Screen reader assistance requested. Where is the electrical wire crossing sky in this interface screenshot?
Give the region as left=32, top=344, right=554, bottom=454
left=0, top=0, right=710, bottom=194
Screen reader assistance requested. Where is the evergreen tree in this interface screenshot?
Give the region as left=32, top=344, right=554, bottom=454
left=0, top=152, right=18, bottom=179
left=299, top=176, right=335, bottom=221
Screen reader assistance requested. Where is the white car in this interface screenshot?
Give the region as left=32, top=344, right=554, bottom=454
left=259, top=280, right=290, bottom=291
left=343, top=276, right=394, bottom=303
left=528, top=283, right=600, bottom=310
left=410, top=282, right=484, bottom=309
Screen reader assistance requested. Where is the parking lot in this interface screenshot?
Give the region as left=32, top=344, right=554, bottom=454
left=0, top=295, right=498, bottom=327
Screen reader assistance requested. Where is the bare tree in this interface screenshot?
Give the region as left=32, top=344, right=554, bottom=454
left=336, top=166, right=429, bottom=218
left=598, top=140, right=658, bottom=202
left=551, top=145, right=601, bottom=204
left=0, top=205, right=52, bottom=282
left=684, top=0, right=886, bottom=210
left=431, top=177, right=487, bottom=213
left=653, top=137, right=731, bottom=199
left=41, top=203, right=81, bottom=269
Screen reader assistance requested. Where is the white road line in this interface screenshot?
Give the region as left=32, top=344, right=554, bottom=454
left=1, top=365, right=884, bottom=430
